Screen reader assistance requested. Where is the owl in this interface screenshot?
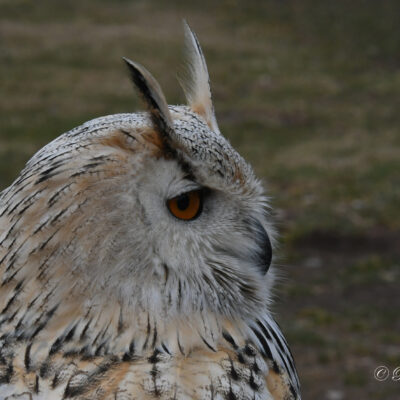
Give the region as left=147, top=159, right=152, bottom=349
left=0, top=24, right=300, bottom=399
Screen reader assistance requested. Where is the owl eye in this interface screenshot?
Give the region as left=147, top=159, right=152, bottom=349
left=167, top=189, right=203, bottom=221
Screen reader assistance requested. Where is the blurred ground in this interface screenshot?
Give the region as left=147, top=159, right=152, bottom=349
left=0, top=1, right=399, bottom=398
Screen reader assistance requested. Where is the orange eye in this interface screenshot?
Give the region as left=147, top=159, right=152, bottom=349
left=167, top=190, right=203, bottom=221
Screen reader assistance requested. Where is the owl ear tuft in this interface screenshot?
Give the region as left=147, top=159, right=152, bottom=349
left=123, top=57, right=174, bottom=137
left=180, top=21, right=220, bottom=134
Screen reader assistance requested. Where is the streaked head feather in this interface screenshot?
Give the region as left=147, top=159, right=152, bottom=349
left=123, top=57, right=174, bottom=137
left=180, top=21, right=220, bottom=134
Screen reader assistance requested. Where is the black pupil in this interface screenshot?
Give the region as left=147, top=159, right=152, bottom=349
left=176, top=194, right=190, bottom=211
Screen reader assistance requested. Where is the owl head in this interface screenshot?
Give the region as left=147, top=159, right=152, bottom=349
left=0, top=24, right=276, bottom=346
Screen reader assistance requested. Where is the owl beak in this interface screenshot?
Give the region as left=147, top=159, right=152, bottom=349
left=250, top=219, right=272, bottom=275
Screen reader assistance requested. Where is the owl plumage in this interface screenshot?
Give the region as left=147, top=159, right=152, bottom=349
left=0, top=24, right=300, bottom=399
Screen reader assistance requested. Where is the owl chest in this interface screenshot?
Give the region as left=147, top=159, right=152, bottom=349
left=3, top=346, right=273, bottom=400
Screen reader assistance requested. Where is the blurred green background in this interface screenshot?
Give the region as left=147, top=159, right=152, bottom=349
left=1, top=0, right=399, bottom=398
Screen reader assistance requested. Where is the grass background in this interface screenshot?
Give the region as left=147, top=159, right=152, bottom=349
left=1, top=0, right=399, bottom=398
